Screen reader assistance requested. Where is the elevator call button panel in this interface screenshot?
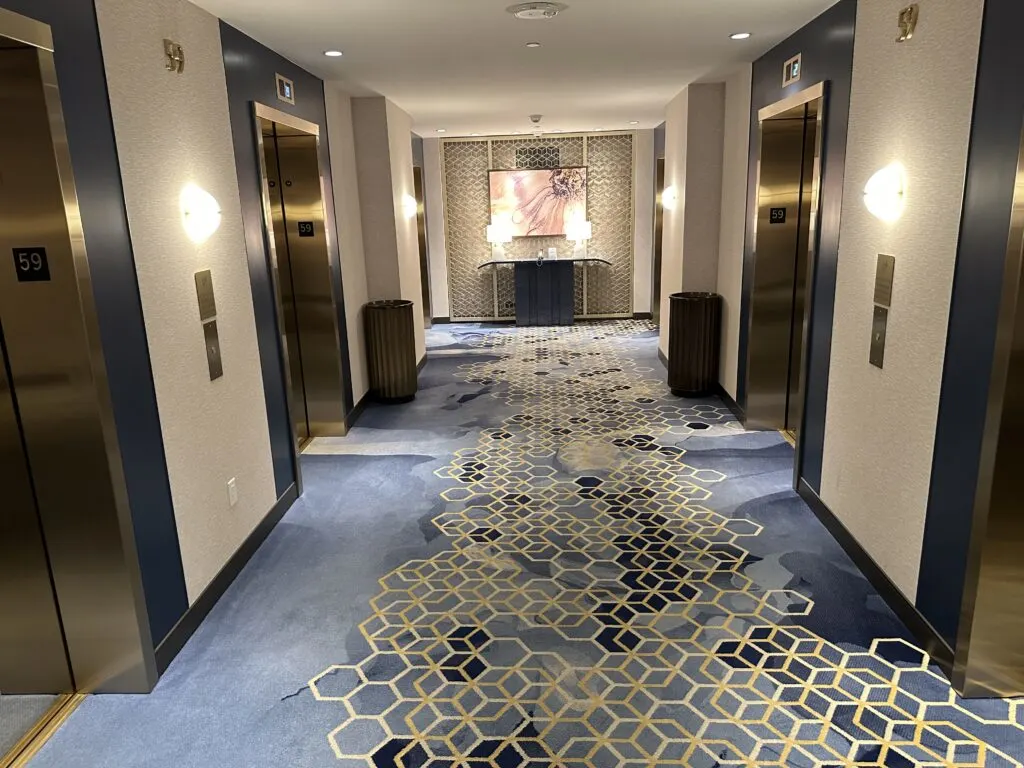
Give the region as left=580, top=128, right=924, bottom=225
left=13, top=247, right=50, bottom=282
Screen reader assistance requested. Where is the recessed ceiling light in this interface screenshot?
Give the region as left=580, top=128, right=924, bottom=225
left=471, top=133, right=480, bottom=136
left=629, top=121, right=639, bottom=125
left=436, top=129, right=446, bottom=133
left=324, top=50, right=344, bottom=57
left=730, top=32, right=751, bottom=40
left=526, top=42, right=542, bottom=48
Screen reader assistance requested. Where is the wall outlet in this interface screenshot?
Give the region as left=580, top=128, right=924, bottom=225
left=227, top=478, right=238, bottom=507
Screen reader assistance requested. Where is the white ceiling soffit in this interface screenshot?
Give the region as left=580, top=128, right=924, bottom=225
left=194, top=0, right=840, bottom=136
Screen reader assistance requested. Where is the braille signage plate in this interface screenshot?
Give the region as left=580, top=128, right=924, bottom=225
left=13, top=247, right=50, bottom=282
left=770, top=208, right=787, bottom=224
left=195, top=269, right=217, bottom=321
left=874, top=254, right=896, bottom=308
left=298, top=221, right=315, bottom=237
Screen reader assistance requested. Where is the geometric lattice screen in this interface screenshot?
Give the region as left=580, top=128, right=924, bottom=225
left=441, top=134, right=635, bottom=321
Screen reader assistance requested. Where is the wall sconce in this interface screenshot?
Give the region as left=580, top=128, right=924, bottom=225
left=180, top=184, right=221, bottom=244
left=401, top=193, right=419, bottom=220
left=864, top=163, right=906, bottom=223
left=661, top=185, right=679, bottom=211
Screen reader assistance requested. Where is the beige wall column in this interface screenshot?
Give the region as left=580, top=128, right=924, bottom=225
left=352, top=97, right=426, bottom=362
left=820, top=0, right=984, bottom=600
left=658, top=83, right=726, bottom=357
left=325, top=86, right=371, bottom=404
left=95, top=0, right=277, bottom=601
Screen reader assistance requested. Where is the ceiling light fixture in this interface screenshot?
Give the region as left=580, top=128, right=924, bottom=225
left=507, top=2, right=568, bottom=20
left=436, top=129, right=446, bottom=133
left=730, top=32, right=752, bottom=40
left=526, top=42, right=542, bottom=48
left=629, top=121, right=639, bottom=125
left=324, top=49, right=344, bottom=57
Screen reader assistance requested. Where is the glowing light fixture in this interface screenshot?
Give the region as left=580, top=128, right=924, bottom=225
left=436, top=128, right=447, bottom=133
left=401, top=194, right=419, bottom=220
left=526, top=42, right=542, bottom=48
left=661, top=184, right=679, bottom=211
left=730, top=32, right=752, bottom=40
left=864, top=162, right=906, bottom=222
left=324, top=50, right=344, bottom=57
left=486, top=218, right=514, bottom=246
left=566, top=218, right=593, bottom=244
left=180, top=184, right=221, bottom=244
left=629, top=121, right=639, bottom=125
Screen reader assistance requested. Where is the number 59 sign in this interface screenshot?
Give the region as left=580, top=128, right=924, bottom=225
left=13, top=247, right=50, bottom=282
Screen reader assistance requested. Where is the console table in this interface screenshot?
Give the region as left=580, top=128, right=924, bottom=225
left=477, top=258, right=611, bottom=327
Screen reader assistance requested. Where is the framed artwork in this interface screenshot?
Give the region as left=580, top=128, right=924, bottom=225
left=488, top=167, right=588, bottom=237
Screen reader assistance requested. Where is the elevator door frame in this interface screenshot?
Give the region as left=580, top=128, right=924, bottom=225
left=0, top=6, right=156, bottom=695
left=745, top=81, right=827, bottom=488
left=253, top=103, right=349, bottom=491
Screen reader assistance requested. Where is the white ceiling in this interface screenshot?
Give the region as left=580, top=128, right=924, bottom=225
left=194, top=0, right=838, bottom=137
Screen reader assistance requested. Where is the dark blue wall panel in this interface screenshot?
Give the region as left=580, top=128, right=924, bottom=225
left=220, top=23, right=353, bottom=496
left=0, top=0, right=187, bottom=644
left=918, top=0, right=1024, bottom=647
left=737, top=0, right=857, bottom=493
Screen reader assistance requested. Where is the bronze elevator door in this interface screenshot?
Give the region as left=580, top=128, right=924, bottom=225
left=746, top=99, right=821, bottom=438
left=0, top=47, right=75, bottom=695
left=260, top=118, right=347, bottom=446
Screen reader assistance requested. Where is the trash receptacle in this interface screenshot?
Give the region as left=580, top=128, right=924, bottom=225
left=667, top=292, right=722, bottom=397
left=365, top=300, right=418, bottom=403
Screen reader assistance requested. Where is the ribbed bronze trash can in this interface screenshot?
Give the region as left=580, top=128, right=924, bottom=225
left=668, top=292, right=722, bottom=397
left=365, top=300, right=418, bottom=404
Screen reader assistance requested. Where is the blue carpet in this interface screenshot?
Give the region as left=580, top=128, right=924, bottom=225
left=30, top=322, right=1024, bottom=767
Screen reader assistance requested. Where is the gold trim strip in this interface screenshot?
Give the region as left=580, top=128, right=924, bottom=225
left=1, top=694, right=85, bottom=768
left=0, top=7, right=53, bottom=50
left=758, top=82, right=826, bottom=122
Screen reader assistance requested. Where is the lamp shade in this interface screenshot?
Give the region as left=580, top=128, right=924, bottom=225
left=486, top=221, right=513, bottom=244
left=567, top=219, right=593, bottom=243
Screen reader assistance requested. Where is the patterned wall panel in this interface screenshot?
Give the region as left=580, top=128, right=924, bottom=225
left=586, top=134, right=634, bottom=316
left=442, top=141, right=493, bottom=320
left=443, top=134, right=634, bottom=321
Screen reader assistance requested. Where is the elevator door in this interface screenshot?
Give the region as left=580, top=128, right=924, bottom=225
left=259, top=115, right=347, bottom=447
left=746, top=96, right=822, bottom=439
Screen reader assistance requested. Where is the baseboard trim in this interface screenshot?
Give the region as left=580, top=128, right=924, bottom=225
left=417, top=355, right=427, bottom=372
left=155, top=483, right=299, bottom=674
left=714, top=384, right=745, bottom=421
left=796, top=479, right=955, bottom=677
left=346, top=392, right=369, bottom=427
left=633, top=312, right=653, bottom=320
left=432, top=316, right=451, bottom=324
left=658, top=348, right=669, bottom=369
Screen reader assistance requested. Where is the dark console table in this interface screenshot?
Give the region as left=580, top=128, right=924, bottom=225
left=478, top=258, right=611, bottom=327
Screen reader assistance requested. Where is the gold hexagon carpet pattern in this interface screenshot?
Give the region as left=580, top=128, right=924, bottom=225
left=310, top=322, right=1024, bottom=768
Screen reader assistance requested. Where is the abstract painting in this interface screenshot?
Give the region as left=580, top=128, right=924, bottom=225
left=489, top=167, right=587, bottom=237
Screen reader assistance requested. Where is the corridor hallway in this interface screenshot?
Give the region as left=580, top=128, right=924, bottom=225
left=31, top=322, right=1024, bottom=767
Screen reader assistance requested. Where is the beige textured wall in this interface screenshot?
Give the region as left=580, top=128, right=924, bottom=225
left=423, top=137, right=451, bottom=319
left=325, top=86, right=370, bottom=404
left=352, top=97, right=425, bottom=362
left=352, top=98, right=402, bottom=301
left=658, top=84, right=726, bottom=356
left=658, top=89, right=688, bottom=356
left=820, top=0, right=984, bottom=599
left=95, top=0, right=277, bottom=602
left=717, top=66, right=753, bottom=398
left=386, top=101, right=427, bottom=362
left=633, top=130, right=656, bottom=315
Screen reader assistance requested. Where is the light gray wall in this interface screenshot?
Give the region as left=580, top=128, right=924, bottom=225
left=633, top=129, right=656, bottom=315
left=423, top=137, right=451, bottom=318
